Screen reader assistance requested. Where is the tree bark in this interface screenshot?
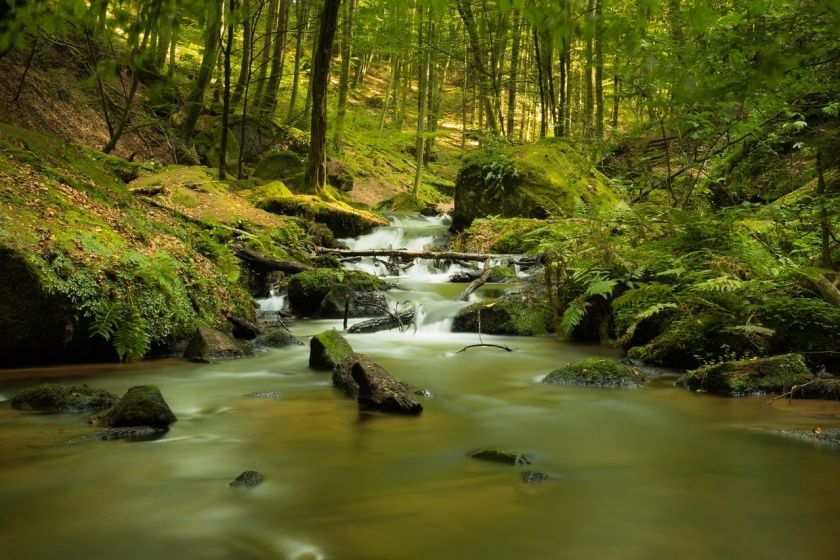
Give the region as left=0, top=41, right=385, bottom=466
left=219, top=0, right=236, bottom=179
left=455, top=0, right=499, bottom=135
left=252, top=0, right=277, bottom=107
left=594, top=0, right=604, bottom=140
left=413, top=3, right=431, bottom=199
left=286, top=0, right=310, bottom=122
left=181, top=0, right=223, bottom=139
left=333, top=0, right=355, bottom=152
left=303, top=0, right=341, bottom=193
left=259, top=0, right=290, bottom=116
left=505, top=9, right=521, bottom=138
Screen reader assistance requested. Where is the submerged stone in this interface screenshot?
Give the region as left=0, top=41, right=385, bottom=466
left=229, top=470, right=264, bottom=488
left=469, top=448, right=531, bottom=466
left=521, top=471, right=551, bottom=484
left=543, top=358, right=648, bottom=389
left=676, top=354, right=814, bottom=397
left=245, top=391, right=283, bottom=400
left=11, top=384, right=119, bottom=413
left=309, top=329, right=353, bottom=370
left=251, top=328, right=304, bottom=349
left=74, top=426, right=167, bottom=442
left=100, top=385, right=177, bottom=429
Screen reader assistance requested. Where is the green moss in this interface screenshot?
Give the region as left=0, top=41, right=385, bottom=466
left=452, top=293, right=554, bottom=336
left=543, top=358, right=647, bottom=389
left=677, top=354, right=814, bottom=396
left=11, top=383, right=119, bottom=413
left=253, top=150, right=305, bottom=180
left=101, top=385, right=178, bottom=428
left=376, top=185, right=448, bottom=212
left=309, top=329, right=353, bottom=370
left=287, top=268, right=390, bottom=316
left=257, top=194, right=388, bottom=237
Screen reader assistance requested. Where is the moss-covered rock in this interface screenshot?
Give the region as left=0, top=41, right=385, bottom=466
left=676, top=354, right=814, bottom=396
left=287, top=268, right=391, bottom=317
left=11, top=383, right=119, bottom=413
left=452, top=293, right=553, bottom=336
left=327, top=158, right=354, bottom=192
left=257, top=194, right=388, bottom=237
left=309, top=329, right=353, bottom=370
left=194, top=124, right=241, bottom=176
left=543, top=358, right=648, bottom=389
left=183, top=326, right=251, bottom=362
left=229, top=470, right=264, bottom=488
left=100, top=385, right=177, bottom=428
left=253, top=150, right=304, bottom=181
left=761, top=296, right=840, bottom=370
left=332, top=352, right=423, bottom=415
left=252, top=328, right=304, bottom=348
left=452, top=138, right=617, bottom=230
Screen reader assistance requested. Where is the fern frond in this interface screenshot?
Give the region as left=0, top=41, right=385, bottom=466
left=559, top=297, right=589, bottom=336
left=112, top=313, right=150, bottom=362
left=88, top=302, right=121, bottom=342
left=584, top=278, right=617, bottom=300
left=612, top=283, right=672, bottom=310
left=691, top=275, right=744, bottom=293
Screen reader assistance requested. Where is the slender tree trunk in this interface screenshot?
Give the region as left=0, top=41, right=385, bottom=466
left=286, top=0, right=310, bottom=122
left=594, top=0, right=604, bottom=140
left=584, top=0, right=595, bottom=139
left=231, top=0, right=252, bottom=109
left=505, top=10, right=521, bottom=138
left=533, top=28, right=547, bottom=139
left=817, top=149, right=833, bottom=268
left=252, top=0, right=277, bottom=106
left=181, top=0, right=223, bottom=139
left=611, top=74, right=619, bottom=134
left=259, top=0, right=290, bottom=116
left=455, top=0, right=499, bottom=135
left=333, top=0, right=355, bottom=152
left=304, top=0, right=341, bottom=193
left=167, top=15, right=179, bottom=78
left=220, top=0, right=237, bottom=179
left=413, top=4, right=431, bottom=199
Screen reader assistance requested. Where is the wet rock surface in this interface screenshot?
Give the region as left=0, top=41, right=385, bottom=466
left=73, top=426, right=167, bottom=443
left=543, top=358, right=648, bottom=389
left=468, top=448, right=531, bottom=466
left=99, top=385, right=177, bottom=429
left=333, top=353, right=423, bottom=415
left=229, top=470, right=264, bottom=488
left=184, top=326, right=251, bottom=362
left=676, top=354, right=814, bottom=396
left=310, top=329, right=353, bottom=370
left=521, top=471, right=551, bottom=484
left=11, top=384, right=119, bottom=413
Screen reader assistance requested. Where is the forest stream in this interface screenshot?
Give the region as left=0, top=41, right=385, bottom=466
left=2, top=214, right=840, bottom=559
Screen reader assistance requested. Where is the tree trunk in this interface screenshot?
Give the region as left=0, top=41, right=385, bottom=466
left=333, top=0, right=355, bottom=152
left=181, top=0, right=223, bottom=139
left=413, top=3, right=431, bottom=200
left=505, top=9, right=521, bottom=138
left=304, top=0, right=341, bottom=193
left=594, top=0, right=604, bottom=140
left=816, top=149, right=833, bottom=268
left=219, top=0, right=236, bottom=179
left=455, top=0, right=499, bottom=135
left=231, top=0, right=252, bottom=110
left=259, top=0, right=290, bottom=116
left=584, top=0, right=595, bottom=139
left=252, top=0, right=277, bottom=107
left=286, top=0, right=310, bottom=122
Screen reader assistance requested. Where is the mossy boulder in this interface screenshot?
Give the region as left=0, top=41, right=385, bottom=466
left=184, top=326, right=251, bottom=362
left=257, top=194, right=388, bottom=237
left=229, top=470, right=264, bottom=488
left=761, top=296, right=840, bottom=370
left=287, top=268, right=391, bottom=317
left=543, top=358, right=648, bottom=389
left=452, top=138, right=617, bottom=230
left=100, top=385, right=177, bottom=428
left=676, top=354, right=814, bottom=396
left=327, top=159, right=354, bottom=192
left=252, top=328, right=304, bottom=348
left=254, top=150, right=304, bottom=181
left=11, top=384, right=119, bottom=413
left=309, top=329, right=353, bottom=370
left=332, top=353, right=423, bottom=415
left=452, top=293, right=553, bottom=336
left=194, top=124, right=241, bottom=175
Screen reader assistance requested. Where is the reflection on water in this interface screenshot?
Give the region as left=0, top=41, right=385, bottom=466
left=2, top=330, right=840, bottom=560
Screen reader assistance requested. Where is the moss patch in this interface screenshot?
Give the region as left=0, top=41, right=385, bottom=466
left=309, top=329, right=353, bottom=370
left=452, top=292, right=554, bottom=336
left=256, top=193, right=388, bottom=238
left=287, top=268, right=391, bottom=317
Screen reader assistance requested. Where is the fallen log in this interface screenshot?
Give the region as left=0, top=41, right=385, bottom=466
left=315, top=247, right=515, bottom=262
left=232, top=244, right=310, bottom=273
left=457, top=259, right=492, bottom=301
left=347, top=311, right=415, bottom=334
left=456, top=343, right=514, bottom=353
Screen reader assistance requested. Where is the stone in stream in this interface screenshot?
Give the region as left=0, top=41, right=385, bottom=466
left=468, top=448, right=531, bottom=466
left=11, top=383, right=119, bottom=413
left=251, top=328, right=304, bottom=349
left=99, top=385, right=177, bottom=429
left=520, top=471, right=551, bottom=484
left=183, top=326, right=251, bottom=362
left=676, top=353, right=814, bottom=397
left=227, top=316, right=263, bottom=340
left=229, top=470, right=264, bottom=488
left=543, top=358, right=648, bottom=389
left=309, top=329, right=353, bottom=370
left=244, top=391, right=283, bottom=400
left=73, top=426, right=168, bottom=443
left=332, top=353, right=423, bottom=415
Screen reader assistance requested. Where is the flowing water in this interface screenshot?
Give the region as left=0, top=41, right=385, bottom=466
left=2, top=214, right=840, bottom=560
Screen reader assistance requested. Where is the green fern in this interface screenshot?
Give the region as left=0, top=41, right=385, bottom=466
left=112, top=312, right=150, bottom=362
left=559, top=297, right=589, bottom=336
left=691, top=275, right=744, bottom=293
left=88, top=301, right=121, bottom=342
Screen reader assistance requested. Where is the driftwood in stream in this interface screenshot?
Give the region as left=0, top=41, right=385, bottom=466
left=232, top=244, right=310, bottom=273
left=316, top=247, right=514, bottom=262
left=347, top=310, right=415, bottom=334
left=457, top=259, right=491, bottom=302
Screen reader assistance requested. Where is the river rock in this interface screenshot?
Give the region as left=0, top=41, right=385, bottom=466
left=11, top=383, right=119, bottom=413
left=251, top=328, right=304, bottom=348
left=227, top=316, right=263, bottom=340
left=543, top=358, right=648, bottom=389
left=452, top=292, right=553, bottom=336
left=100, top=385, right=177, bottom=429
left=184, top=326, right=251, bottom=362
left=468, top=448, right=531, bottom=466
left=521, top=471, right=551, bottom=484
left=676, top=353, right=814, bottom=397
left=74, top=426, right=168, bottom=442
left=309, top=329, right=353, bottom=370
left=333, top=353, right=423, bottom=415
left=287, top=268, right=391, bottom=317
left=229, top=470, right=264, bottom=488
